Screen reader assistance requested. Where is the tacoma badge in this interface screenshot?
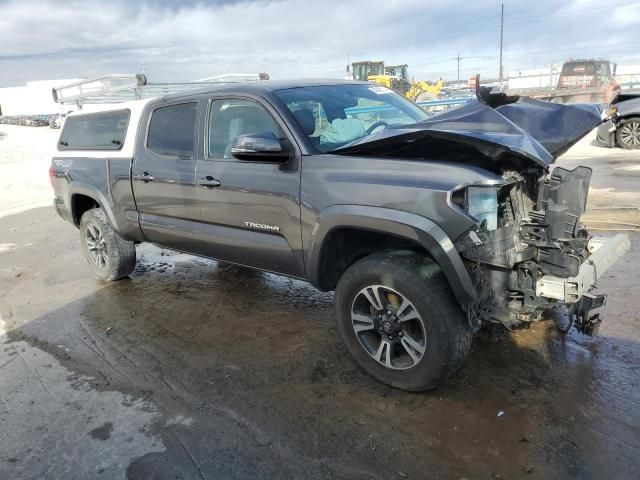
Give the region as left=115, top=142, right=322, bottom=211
left=243, top=221, right=280, bottom=232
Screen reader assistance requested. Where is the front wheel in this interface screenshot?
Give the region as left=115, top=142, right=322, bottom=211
left=616, top=117, right=640, bottom=149
left=80, top=208, right=136, bottom=281
left=334, top=251, right=472, bottom=391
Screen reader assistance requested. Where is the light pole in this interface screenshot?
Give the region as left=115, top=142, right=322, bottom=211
left=499, top=3, right=504, bottom=83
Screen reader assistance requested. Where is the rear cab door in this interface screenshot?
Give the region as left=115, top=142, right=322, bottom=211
left=132, top=99, right=204, bottom=253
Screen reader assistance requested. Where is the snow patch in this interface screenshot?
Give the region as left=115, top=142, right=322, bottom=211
left=0, top=242, right=17, bottom=253
left=614, top=164, right=640, bottom=172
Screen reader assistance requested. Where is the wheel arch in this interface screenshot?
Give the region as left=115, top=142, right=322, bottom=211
left=306, top=205, right=476, bottom=309
left=618, top=114, right=640, bottom=122
left=68, top=183, right=120, bottom=231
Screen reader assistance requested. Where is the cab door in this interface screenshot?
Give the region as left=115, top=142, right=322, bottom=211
left=132, top=100, right=203, bottom=253
left=194, top=96, right=304, bottom=276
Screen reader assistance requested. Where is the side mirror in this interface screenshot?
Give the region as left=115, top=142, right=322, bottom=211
left=230, top=131, right=288, bottom=162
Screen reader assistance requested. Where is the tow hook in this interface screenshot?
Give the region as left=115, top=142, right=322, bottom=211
left=573, top=293, right=606, bottom=336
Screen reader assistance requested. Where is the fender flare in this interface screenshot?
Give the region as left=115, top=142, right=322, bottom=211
left=305, top=205, right=476, bottom=309
left=67, top=183, right=122, bottom=232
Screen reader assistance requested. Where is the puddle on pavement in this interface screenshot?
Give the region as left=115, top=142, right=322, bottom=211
left=2, top=213, right=639, bottom=479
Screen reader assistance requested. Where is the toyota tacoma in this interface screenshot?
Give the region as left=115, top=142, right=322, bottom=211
left=50, top=80, right=630, bottom=391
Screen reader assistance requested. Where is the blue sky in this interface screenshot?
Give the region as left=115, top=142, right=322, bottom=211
left=0, top=0, right=638, bottom=86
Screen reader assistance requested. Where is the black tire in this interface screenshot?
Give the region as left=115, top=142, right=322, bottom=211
left=79, top=208, right=136, bottom=281
left=334, top=250, right=472, bottom=391
left=615, top=117, right=640, bottom=149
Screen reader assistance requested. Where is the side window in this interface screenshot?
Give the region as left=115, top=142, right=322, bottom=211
left=147, top=102, right=197, bottom=157
left=208, top=99, right=282, bottom=159
left=58, top=110, right=130, bottom=150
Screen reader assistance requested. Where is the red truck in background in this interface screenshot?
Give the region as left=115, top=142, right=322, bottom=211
left=508, top=59, right=632, bottom=104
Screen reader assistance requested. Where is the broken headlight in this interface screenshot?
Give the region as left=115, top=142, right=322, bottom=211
left=451, top=185, right=499, bottom=231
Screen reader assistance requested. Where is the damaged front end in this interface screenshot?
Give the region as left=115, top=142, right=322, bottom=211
left=453, top=166, right=629, bottom=335
left=337, top=93, right=631, bottom=334
left=445, top=95, right=631, bottom=335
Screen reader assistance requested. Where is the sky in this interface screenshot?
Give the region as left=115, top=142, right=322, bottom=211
left=0, top=0, right=639, bottom=87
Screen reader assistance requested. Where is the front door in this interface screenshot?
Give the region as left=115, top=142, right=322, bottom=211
left=132, top=101, right=203, bottom=253
left=195, top=97, right=303, bottom=276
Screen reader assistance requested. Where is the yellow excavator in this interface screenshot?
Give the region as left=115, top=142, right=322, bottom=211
left=352, top=61, right=443, bottom=102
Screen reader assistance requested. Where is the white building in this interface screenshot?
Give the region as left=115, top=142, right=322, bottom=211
left=0, top=79, right=83, bottom=116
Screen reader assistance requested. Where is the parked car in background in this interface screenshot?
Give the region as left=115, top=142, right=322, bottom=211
left=31, top=116, right=50, bottom=127
left=597, top=93, right=640, bottom=149
left=1, top=115, right=51, bottom=127
left=49, top=113, right=68, bottom=129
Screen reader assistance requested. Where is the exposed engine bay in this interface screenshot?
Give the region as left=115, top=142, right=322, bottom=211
left=449, top=93, right=630, bottom=335
left=453, top=165, right=620, bottom=335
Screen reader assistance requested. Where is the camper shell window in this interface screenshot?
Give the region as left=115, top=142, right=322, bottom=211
left=58, top=109, right=130, bottom=151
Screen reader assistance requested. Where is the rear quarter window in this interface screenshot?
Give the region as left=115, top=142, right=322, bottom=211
left=58, top=109, right=130, bottom=151
left=146, top=102, right=198, bottom=157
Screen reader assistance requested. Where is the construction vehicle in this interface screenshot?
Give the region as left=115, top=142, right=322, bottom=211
left=352, top=61, right=443, bottom=102
left=507, top=59, right=638, bottom=104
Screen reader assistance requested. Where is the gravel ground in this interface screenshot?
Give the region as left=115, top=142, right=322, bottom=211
left=1, top=125, right=639, bottom=479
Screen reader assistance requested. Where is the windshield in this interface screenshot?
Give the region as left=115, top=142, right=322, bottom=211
left=275, top=84, right=429, bottom=152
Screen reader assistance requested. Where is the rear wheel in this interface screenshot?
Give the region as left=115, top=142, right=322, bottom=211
left=80, top=208, right=136, bottom=281
left=616, top=117, right=640, bottom=149
left=334, top=251, right=472, bottom=391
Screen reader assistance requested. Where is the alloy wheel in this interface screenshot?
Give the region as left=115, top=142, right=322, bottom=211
left=86, top=224, right=109, bottom=268
left=620, top=121, right=640, bottom=147
left=351, top=285, right=427, bottom=370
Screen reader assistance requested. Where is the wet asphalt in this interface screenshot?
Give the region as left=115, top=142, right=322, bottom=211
left=1, top=204, right=639, bottom=480
left=1, top=135, right=640, bottom=480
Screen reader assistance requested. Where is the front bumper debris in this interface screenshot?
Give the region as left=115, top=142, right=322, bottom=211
left=535, top=234, right=631, bottom=303
left=536, top=234, right=630, bottom=335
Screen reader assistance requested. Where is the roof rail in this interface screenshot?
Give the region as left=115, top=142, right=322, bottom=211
left=52, top=73, right=269, bottom=107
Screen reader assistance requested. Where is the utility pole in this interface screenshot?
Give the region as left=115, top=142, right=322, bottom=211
left=499, top=3, right=504, bottom=83
left=456, top=53, right=461, bottom=83
left=346, top=40, right=350, bottom=76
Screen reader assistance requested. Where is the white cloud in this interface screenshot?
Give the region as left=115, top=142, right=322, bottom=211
left=0, top=0, right=638, bottom=86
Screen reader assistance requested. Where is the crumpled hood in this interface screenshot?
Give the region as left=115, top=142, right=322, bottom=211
left=334, top=97, right=603, bottom=171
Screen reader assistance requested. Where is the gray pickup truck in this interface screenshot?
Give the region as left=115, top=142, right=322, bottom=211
left=50, top=80, right=629, bottom=391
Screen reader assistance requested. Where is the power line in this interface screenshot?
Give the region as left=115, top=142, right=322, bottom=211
left=409, top=41, right=639, bottom=76
left=342, top=0, right=638, bottom=64
left=344, top=13, right=501, bottom=54
left=338, top=0, right=636, bottom=63
left=502, top=0, right=637, bottom=24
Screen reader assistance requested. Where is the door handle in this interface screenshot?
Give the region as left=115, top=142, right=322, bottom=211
left=198, top=176, right=221, bottom=188
left=133, top=172, right=155, bottom=182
